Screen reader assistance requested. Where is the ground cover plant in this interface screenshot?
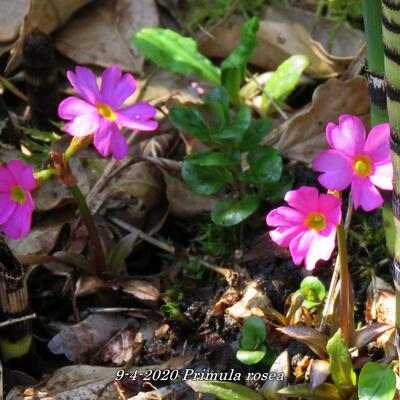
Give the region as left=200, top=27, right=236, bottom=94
left=0, top=0, right=399, bottom=399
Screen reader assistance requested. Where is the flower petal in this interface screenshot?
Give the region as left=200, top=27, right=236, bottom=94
left=351, top=176, right=383, bottom=211
left=304, top=224, right=336, bottom=270
left=269, top=225, right=305, bottom=248
left=67, top=66, right=101, bottom=105
left=370, top=162, right=393, bottom=190
left=0, top=193, right=16, bottom=224
left=7, top=160, right=36, bottom=191
left=318, top=194, right=342, bottom=225
left=116, top=103, right=158, bottom=131
left=100, top=66, right=136, bottom=108
left=93, top=120, right=128, bottom=160
left=364, top=123, right=390, bottom=163
left=64, top=112, right=101, bottom=137
left=266, top=206, right=306, bottom=227
left=326, top=115, right=365, bottom=157
left=0, top=166, right=16, bottom=191
left=313, top=150, right=353, bottom=191
left=289, top=229, right=315, bottom=266
left=58, top=96, right=97, bottom=120
left=2, top=194, right=34, bottom=239
left=284, top=186, right=319, bottom=214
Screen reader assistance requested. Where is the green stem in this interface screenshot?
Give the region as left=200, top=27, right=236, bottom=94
left=336, top=220, right=350, bottom=344
left=68, top=185, right=107, bottom=275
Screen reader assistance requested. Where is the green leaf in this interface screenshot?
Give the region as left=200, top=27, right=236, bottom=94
left=326, top=329, right=357, bottom=398
left=358, top=362, right=396, bottom=400
left=245, top=146, right=282, bottom=184
left=221, top=17, right=259, bottom=107
left=187, top=380, right=263, bottom=400
left=107, top=232, right=139, bottom=275
left=211, top=195, right=260, bottom=226
left=278, top=383, right=342, bottom=400
left=236, top=346, right=267, bottom=365
left=261, top=55, right=309, bottom=115
left=182, top=161, right=231, bottom=195
left=240, top=316, right=267, bottom=349
left=240, top=118, right=272, bottom=151
left=169, top=107, right=210, bottom=142
left=133, top=28, right=220, bottom=85
left=186, top=151, right=240, bottom=166
left=299, top=276, right=326, bottom=309
left=204, top=87, right=230, bottom=126
left=218, top=107, right=252, bottom=139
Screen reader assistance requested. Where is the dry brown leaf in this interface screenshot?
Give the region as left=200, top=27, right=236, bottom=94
left=309, top=359, right=330, bottom=393
left=200, top=5, right=364, bottom=79
left=264, top=77, right=370, bottom=163
left=276, top=326, right=328, bottom=359
left=121, top=279, right=160, bottom=302
left=6, top=365, right=118, bottom=400
left=4, top=0, right=94, bottom=73
left=226, top=282, right=272, bottom=320
left=365, top=276, right=396, bottom=348
left=100, top=326, right=138, bottom=365
left=0, top=0, right=29, bottom=43
left=7, top=355, right=193, bottom=399
left=161, top=170, right=217, bottom=218
left=48, top=314, right=128, bottom=363
left=7, top=211, right=73, bottom=257
left=55, top=0, right=159, bottom=73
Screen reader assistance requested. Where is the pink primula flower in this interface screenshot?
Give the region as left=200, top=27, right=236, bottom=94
left=266, top=186, right=342, bottom=270
left=58, top=66, right=158, bottom=160
left=0, top=160, right=35, bottom=239
left=313, top=115, right=392, bottom=212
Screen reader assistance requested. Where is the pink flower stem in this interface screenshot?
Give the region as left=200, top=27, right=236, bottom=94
left=336, top=219, right=351, bottom=344
left=68, top=185, right=107, bottom=275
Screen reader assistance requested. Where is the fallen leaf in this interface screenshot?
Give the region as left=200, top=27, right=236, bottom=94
left=48, top=314, right=128, bottom=363
left=121, top=279, right=160, bottom=303
left=7, top=355, right=193, bottom=399
left=309, top=359, right=330, bottom=393
left=200, top=5, right=364, bottom=79
left=161, top=170, right=217, bottom=217
left=276, top=326, right=328, bottom=359
left=6, top=365, right=118, bottom=400
left=4, top=0, right=94, bottom=73
left=0, top=0, right=29, bottom=43
left=261, top=350, right=290, bottom=399
left=226, top=282, right=272, bottom=320
left=6, top=212, right=71, bottom=256
left=264, top=77, right=370, bottom=162
left=55, top=0, right=159, bottom=73
left=99, top=326, right=138, bottom=365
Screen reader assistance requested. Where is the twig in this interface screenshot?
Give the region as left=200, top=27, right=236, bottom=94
left=247, top=72, right=289, bottom=120
left=109, top=216, right=175, bottom=254
left=0, top=313, right=36, bottom=328
left=319, top=197, right=353, bottom=333
left=109, top=217, right=236, bottom=283
left=197, top=0, right=241, bottom=43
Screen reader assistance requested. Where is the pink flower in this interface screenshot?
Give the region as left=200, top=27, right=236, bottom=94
left=266, top=186, right=342, bottom=270
left=313, top=115, right=392, bottom=212
left=0, top=160, right=36, bottom=239
left=58, top=66, right=158, bottom=160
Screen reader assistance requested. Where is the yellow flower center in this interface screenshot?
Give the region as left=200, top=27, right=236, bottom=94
left=305, top=212, right=326, bottom=231
left=96, top=103, right=116, bottom=121
left=353, top=155, right=372, bottom=177
left=11, top=186, right=27, bottom=204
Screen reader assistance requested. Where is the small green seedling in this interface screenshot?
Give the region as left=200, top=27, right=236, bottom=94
left=236, top=316, right=275, bottom=365
left=295, top=276, right=326, bottom=309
